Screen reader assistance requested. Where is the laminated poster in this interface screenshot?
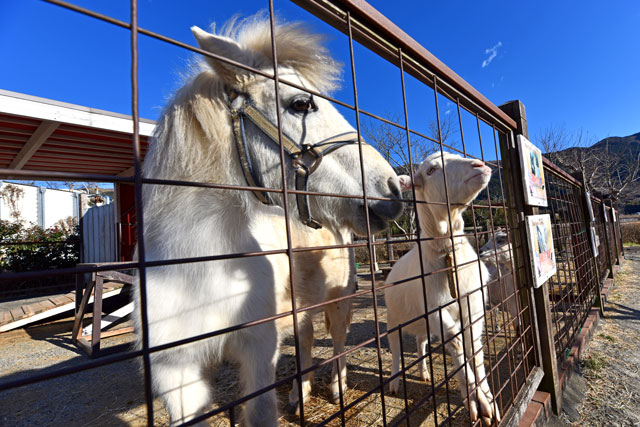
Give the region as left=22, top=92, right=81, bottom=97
left=585, top=192, right=595, bottom=222
left=525, top=214, right=557, bottom=288
left=518, top=135, right=548, bottom=207
left=590, top=226, right=599, bottom=258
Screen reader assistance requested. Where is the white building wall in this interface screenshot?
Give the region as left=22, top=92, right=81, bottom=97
left=43, top=188, right=77, bottom=228
left=0, top=182, right=80, bottom=227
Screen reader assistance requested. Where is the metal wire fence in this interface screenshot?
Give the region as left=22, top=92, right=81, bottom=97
left=0, top=0, right=627, bottom=426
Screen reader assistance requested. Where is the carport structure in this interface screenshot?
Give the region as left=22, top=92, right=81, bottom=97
left=0, top=88, right=155, bottom=261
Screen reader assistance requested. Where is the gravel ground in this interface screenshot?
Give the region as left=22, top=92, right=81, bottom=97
left=550, top=245, right=640, bottom=426
left=0, top=275, right=528, bottom=426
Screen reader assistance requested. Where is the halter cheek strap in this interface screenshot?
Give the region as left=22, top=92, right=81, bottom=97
left=228, top=89, right=362, bottom=229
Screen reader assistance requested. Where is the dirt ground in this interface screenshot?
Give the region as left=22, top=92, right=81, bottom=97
left=549, top=245, right=640, bottom=426
left=0, top=279, right=530, bottom=427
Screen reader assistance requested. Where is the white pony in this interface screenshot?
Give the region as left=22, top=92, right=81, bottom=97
left=134, top=16, right=403, bottom=426
left=385, top=152, right=500, bottom=425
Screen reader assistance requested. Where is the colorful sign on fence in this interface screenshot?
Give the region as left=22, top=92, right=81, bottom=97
left=518, top=135, right=548, bottom=207
left=525, top=214, right=557, bottom=287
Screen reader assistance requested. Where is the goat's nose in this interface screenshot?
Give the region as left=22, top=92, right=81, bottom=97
left=471, top=161, right=485, bottom=168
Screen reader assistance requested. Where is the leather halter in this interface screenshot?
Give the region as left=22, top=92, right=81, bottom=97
left=228, top=89, right=362, bottom=229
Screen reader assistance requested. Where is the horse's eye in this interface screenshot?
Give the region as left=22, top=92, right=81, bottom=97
left=290, top=98, right=315, bottom=113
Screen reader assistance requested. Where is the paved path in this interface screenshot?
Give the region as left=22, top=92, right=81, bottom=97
left=549, top=246, right=640, bottom=426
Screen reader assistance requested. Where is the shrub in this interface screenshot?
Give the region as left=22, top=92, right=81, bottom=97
left=0, top=218, right=80, bottom=297
left=621, top=222, right=640, bottom=245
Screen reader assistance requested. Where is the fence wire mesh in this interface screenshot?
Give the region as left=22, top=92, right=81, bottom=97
left=0, top=1, right=626, bottom=426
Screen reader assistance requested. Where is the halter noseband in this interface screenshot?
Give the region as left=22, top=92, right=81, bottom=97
left=228, top=89, right=362, bottom=229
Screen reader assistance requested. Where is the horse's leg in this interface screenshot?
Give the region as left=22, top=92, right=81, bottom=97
left=152, top=355, right=210, bottom=426
left=237, top=323, right=279, bottom=427
left=325, top=298, right=350, bottom=403
left=287, top=315, right=315, bottom=414
left=417, top=334, right=431, bottom=383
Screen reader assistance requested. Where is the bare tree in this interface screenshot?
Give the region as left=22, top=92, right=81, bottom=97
left=361, top=114, right=459, bottom=243
left=594, top=138, right=640, bottom=203
left=535, top=124, right=570, bottom=164
left=537, top=126, right=639, bottom=201
left=561, top=129, right=601, bottom=192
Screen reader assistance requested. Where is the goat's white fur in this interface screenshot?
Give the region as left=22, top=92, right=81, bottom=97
left=134, top=16, right=402, bottom=426
left=385, top=152, right=500, bottom=424
left=480, top=231, right=520, bottom=331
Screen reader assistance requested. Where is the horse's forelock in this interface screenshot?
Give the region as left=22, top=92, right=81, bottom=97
left=217, top=14, right=342, bottom=93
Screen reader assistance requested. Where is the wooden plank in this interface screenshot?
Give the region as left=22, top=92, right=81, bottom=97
left=72, top=276, right=95, bottom=341
left=21, top=304, right=35, bottom=316
left=99, top=270, right=133, bottom=285
left=9, top=120, right=59, bottom=169
left=91, top=275, right=104, bottom=355
left=34, top=299, right=56, bottom=312
left=0, top=285, right=126, bottom=333
left=82, top=326, right=134, bottom=341
left=9, top=307, right=25, bottom=321
left=48, top=295, right=71, bottom=306
left=83, top=302, right=134, bottom=336
left=0, top=310, right=11, bottom=325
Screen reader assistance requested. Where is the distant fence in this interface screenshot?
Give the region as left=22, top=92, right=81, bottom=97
left=81, top=202, right=117, bottom=263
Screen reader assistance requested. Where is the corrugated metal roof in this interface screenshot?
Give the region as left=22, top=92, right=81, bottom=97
left=0, top=89, right=155, bottom=177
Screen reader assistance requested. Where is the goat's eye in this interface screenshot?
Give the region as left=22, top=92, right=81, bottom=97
left=426, top=166, right=437, bottom=176
left=290, top=98, right=316, bottom=113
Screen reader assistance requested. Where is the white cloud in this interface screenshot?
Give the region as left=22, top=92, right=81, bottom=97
left=482, top=41, right=502, bottom=68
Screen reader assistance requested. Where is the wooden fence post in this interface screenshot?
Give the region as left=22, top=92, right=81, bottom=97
left=499, top=100, right=562, bottom=414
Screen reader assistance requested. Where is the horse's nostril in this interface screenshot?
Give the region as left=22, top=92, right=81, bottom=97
left=387, top=177, right=401, bottom=198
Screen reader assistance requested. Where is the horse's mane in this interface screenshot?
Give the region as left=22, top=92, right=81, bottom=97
left=142, top=15, right=342, bottom=226
left=212, top=14, right=342, bottom=93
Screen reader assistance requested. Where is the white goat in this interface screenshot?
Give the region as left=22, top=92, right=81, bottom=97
left=480, top=231, right=520, bottom=332
left=385, top=152, right=500, bottom=424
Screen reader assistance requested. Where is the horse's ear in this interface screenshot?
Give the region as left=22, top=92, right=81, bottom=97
left=191, top=26, right=254, bottom=85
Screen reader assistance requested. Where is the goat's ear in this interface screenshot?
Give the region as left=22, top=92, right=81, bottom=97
left=191, top=26, right=255, bottom=85
left=398, top=175, right=413, bottom=192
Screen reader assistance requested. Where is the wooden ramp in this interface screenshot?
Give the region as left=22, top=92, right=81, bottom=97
left=0, top=282, right=125, bottom=333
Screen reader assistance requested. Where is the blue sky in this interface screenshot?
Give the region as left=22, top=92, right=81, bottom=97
left=1, top=0, right=639, bottom=155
